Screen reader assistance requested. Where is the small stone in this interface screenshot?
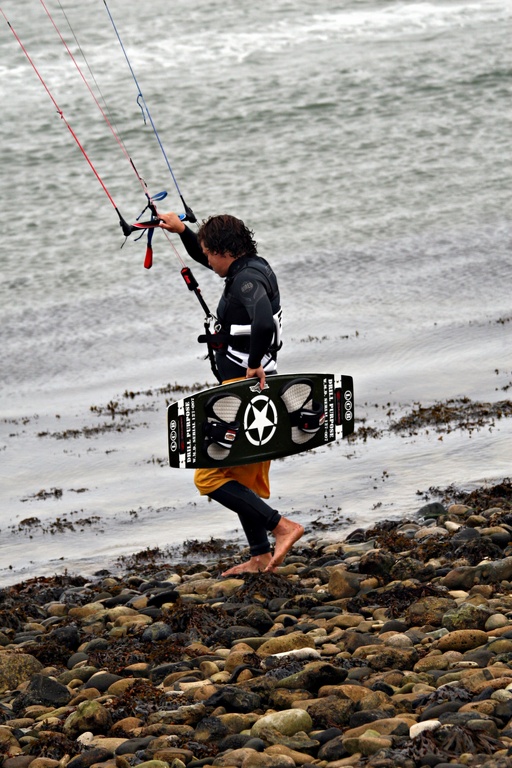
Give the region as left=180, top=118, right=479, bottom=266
left=2, top=758, right=34, bottom=768
left=441, top=555, right=512, bottom=590
left=0, top=727, right=22, bottom=757
left=448, top=504, right=473, bottom=516
left=295, top=695, right=355, bottom=729
left=486, top=613, right=510, bottom=631
left=486, top=638, right=512, bottom=654
left=442, top=603, right=492, bottom=631
left=13, top=673, right=72, bottom=709
left=111, top=716, right=144, bottom=735
left=415, top=525, right=448, bottom=540
left=241, top=752, right=295, bottom=768
left=68, top=602, right=106, bottom=620
left=274, top=661, right=347, bottom=692
left=90, top=737, right=128, bottom=751
left=251, top=709, right=313, bottom=739
left=257, top=632, right=316, bottom=656
left=326, top=614, right=365, bottom=630
left=405, top=596, right=457, bottom=627
left=63, top=699, right=112, bottom=737
left=0, top=652, right=43, bottom=693
left=235, top=606, right=274, bottom=633
left=128, top=762, right=169, bottom=768
left=115, top=736, right=155, bottom=755
left=67, top=748, right=115, bottom=768
left=418, top=502, right=447, bottom=518
left=359, top=549, right=395, bottom=578
left=492, top=689, right=512, bottom=702
left=153, top=749, right=195, bottom=764
left=413, top=653, right=450, bottom=673
left=85, top=671, right=124, bottom=691
left=208, top=578, right=245, bottom=598
left=107, top=678, right=139, bottom=697
left=142, top=622, right=175, bottom=641
left=343, top=730, right=392, bottom=757
left=437, top=629, right=489, bottom=652
left=204, top=685, right=262, bottom=713
left=147, top=589, right=180, bottom=607
left=342, top=718, right=410, bottom=739
left=113, top=613, right=152, bottom=628
left=368, top=646, right=419, bottom=671
left=384, top=633, right=413, bottom=648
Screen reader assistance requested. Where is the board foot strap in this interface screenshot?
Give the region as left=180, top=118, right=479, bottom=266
left=202, top=393, right=242, bottom=460
left=279, top=378, right=325, bottom=444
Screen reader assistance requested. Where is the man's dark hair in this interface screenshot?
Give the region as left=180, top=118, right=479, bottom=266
left=198, top=214, right=258, bottom=259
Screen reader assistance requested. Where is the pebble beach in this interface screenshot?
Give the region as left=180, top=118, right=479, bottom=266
left=2, top=3, right=512, bottom=765
left=2, top=479, right=512, bottom=768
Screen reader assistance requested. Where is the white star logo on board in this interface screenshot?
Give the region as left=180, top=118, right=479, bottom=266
left=244, top=395, right=278, bottom=446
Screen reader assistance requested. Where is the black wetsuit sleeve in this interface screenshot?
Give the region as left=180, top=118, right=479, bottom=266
left=241, top=280, right=275, bottom=369
left=179, top=226, right=210, bottom=269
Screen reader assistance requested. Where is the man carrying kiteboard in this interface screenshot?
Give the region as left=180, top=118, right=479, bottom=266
left=159, top=212, right=304, bottom=574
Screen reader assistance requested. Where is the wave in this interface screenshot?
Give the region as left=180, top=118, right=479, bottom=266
left=140, top=1, right=512, bottom=67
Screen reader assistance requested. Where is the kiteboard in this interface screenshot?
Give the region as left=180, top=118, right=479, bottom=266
left=167, top=372, right=354, bottom=469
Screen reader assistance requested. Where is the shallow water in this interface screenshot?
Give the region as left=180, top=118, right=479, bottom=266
left=0, top=0, right=511, bottom=586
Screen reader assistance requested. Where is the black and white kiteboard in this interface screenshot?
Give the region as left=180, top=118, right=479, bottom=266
left=167, top=372, right=354, bottom=469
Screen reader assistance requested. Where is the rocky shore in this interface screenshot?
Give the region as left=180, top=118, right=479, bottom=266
left=1, top=479, right=512, bottom=768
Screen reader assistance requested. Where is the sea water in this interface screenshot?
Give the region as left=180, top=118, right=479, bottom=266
left=0, top=0, right=511, bottom=586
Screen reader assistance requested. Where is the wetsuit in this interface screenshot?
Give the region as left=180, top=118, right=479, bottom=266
left=179, top=226, right=283, bottom=556
left=179, top=226, right=281, bottom=381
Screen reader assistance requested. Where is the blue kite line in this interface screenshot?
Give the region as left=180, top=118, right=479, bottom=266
left=103, top=0, right=195, bottom=223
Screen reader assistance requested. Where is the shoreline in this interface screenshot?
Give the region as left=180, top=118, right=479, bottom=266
left=2, top=390, right=511, bottom=588
left=1, top=478, right=512, bottom=768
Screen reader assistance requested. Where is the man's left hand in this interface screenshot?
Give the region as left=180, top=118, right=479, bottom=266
left=246, top=366, right=266, bottom=390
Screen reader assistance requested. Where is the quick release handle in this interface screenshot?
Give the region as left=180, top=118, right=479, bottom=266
left=181, top=266, right=199, bottom=291
left=180, top=266, right=214, bottom=322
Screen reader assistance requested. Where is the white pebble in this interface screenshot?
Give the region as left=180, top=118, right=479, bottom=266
left=410, top=720, right=442, bottom=739
left=267, top=647, right=321, bottom=662
left=77, top=732, right=94, bottom=745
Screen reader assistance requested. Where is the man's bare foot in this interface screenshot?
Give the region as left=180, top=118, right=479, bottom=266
left=265, top=517, right=304, bottom=571
left=222, top=552, right=273, bottom=577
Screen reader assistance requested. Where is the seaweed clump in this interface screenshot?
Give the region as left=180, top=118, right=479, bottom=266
left=453, top=536, right=505, bottom=565
left=104, top=678, right=172, bottom=722
left=24, top=632, right=78, bottom=668
left=346, top=581, right=445, bottom=619
left=87, top=634, right=189, bottom=675
left=439, top=477, right=512, bottom=513
left=25, top=732, right=83, bottom=760
left=424, top=478, right=512, bottom=515
left=412, top=683, right=472, bottom=709
left=182, top=537, right=240, bottom=558
left=0, top=574, right=89, bottom=630
left=166, top=602, right=235, bottom=639
left=390, top=398, right=512, bottom=436
left=400, top=724, right=505, bottom=762
left=225, top=572, right=299, bottom=605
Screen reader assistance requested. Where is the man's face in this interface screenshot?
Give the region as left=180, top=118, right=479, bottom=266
left=202, top=245, right=235, bottom=277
